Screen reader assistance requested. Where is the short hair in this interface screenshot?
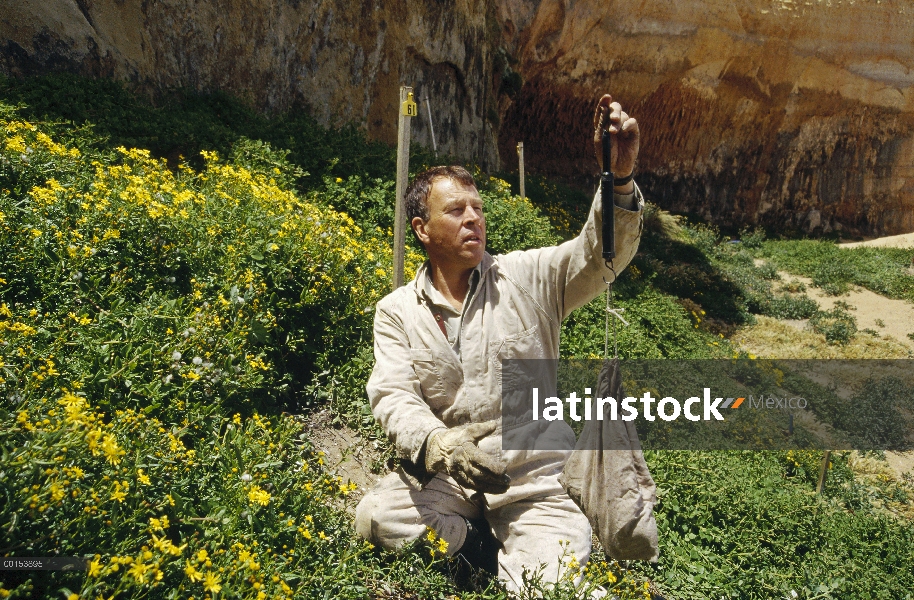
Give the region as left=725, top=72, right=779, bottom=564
left=405, top=165, right=477, bottom=226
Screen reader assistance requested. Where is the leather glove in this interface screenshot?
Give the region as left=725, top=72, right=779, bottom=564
left=424, top=421, right=510, bottom=494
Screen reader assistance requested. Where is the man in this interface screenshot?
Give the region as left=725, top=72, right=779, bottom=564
left=355, top=95, right=643, bottom=591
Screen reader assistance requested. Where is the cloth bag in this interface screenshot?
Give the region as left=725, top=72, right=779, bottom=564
left=558, top=358, right=659, bottom=561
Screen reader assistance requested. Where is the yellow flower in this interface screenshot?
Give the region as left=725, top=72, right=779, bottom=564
left=88, top=557, right=102, bottom=577
left=185, top=562, right=203, bottom=582
left=63, top=467, right=86, bottom=479
left=248, top=485, right=271, bottom=506
left=50, top=483, right=65, bottom=502
left=152, top=534, right=184, bottom=556
left=128, top=560, right=149, bottom=583
left=137, top=469, right=151, bottom=485
left=67, top=594, right=79, bottom=600
left=101, top=433, right=124, bottom=465
left=203, top=572, right=222, bottom=594
left=195, top=549, right=208, bottom=563
left=111, top=482, right=127, bottom=503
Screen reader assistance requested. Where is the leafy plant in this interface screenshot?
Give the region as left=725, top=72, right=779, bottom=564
left=809, top=307, right=857, bottom=344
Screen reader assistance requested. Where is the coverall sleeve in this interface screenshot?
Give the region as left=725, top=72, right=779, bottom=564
left=365, top=303, right=447, bottom=464
left=499, top=184, right=643, bottom=322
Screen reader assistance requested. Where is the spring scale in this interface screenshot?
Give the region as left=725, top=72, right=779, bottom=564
left=601, top=125, right=629, bottom=358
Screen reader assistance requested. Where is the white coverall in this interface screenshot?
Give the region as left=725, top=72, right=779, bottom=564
left=355, top=184, right=644, bottom=591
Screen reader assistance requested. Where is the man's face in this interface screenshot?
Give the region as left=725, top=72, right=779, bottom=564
left=413, top=177, right=486, bottom=270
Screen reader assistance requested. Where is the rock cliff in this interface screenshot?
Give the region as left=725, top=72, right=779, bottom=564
left=497, top=0, right=914, bottom=235
left=1, top=0, right=502, bottom=168
left=3, top=0, right=913, bottom=234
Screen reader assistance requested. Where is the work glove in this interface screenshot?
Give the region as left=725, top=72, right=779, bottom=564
left=424, top=421, right=510, bottom=494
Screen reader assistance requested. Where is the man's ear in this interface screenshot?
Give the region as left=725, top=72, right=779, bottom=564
left=412, top=216, right=430, bottom=245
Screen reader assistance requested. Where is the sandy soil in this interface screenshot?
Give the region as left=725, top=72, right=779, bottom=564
left=884, top=451, right=914, bottom=481
left=776, top=271, right=914, bottom=349
left=839, top=232, right=914, bottom=249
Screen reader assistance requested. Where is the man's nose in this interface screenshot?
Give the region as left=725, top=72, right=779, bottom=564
left=462, top=206, right=481, bottom=224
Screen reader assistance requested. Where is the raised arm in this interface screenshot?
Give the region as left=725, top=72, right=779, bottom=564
left=498, top=94, right=644, bottom=321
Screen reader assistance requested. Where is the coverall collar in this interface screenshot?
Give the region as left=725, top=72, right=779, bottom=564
left=411, top=252, right=495, bottom=310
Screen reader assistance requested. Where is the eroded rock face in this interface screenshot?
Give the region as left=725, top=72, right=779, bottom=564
left=497, top=0, right=914, bottom=235
left=0, top=0, right=502, bottom=168
left=3, top=0, right=913, bottom=234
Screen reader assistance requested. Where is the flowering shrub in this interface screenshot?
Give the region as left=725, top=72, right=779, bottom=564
left=1, top=115, right=404, bottom=419
left=0, top=389, right=402, bottom=599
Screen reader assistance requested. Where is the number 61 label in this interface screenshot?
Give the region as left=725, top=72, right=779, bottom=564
left=402, top=92, right=417, bottom=117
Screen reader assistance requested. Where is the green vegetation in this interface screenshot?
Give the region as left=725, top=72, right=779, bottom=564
left=2, top=75, right=913, bottom=600
left=648, top=450, right=914, bottom=600
left=809, top=306, right=858, bottom=345
left=0, top=73, right=430, bottom=190
left=757, top=239, right=914, bottom=301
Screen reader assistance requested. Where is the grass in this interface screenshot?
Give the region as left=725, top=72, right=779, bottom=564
left=732, top=316, right=913, bottom=359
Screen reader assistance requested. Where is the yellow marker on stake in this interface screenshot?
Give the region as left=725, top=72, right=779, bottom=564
left=402, top=92, right=418, bottom=117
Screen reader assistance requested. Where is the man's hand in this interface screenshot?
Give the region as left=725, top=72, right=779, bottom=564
left=593, top=94, right=640, bottom=186
left=424, top=421, right=510, bottom=494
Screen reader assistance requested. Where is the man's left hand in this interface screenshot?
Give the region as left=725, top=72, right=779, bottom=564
left=593, top=94, right=639, bottom=184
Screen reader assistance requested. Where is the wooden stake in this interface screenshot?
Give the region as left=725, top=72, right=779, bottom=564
left=816, top=450, right=831, bottom=494
left=517, top=141, right=525, bottom=201
left=393, top=86, right=415, bottom=290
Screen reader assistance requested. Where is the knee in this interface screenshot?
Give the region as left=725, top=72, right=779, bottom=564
left=354, top=487, right=416, bottom=550
left=354, top=491, right=382, bottom=543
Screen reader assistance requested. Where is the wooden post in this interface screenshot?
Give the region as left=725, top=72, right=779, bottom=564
left=393, top=86, right=415, bottom=290
left=816, top=450, right=831, bottom=494
left=423, top=95, right=438, bottom=158
left=517, top=141, right=525, bottom=201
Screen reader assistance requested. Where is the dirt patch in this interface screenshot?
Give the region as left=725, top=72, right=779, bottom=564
left=839, top=232, right=914, bottom=249
left=884, top=451, right=914, bottom=481
left=301, top=410, right=384, bottom=514
left=775, top=270, right=914, bottom=350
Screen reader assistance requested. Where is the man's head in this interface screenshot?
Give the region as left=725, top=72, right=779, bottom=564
left=406, top=166, right=486, bottom=271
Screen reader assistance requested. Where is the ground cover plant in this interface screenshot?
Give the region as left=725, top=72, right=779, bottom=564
left=755, top=239, right=914, bottom=302
left=2, top=76, right=913, bottom=599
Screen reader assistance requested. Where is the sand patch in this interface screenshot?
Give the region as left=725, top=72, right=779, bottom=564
left=839, top=232, right=914, bottom=249
left=775, top=271, right=914, bottom=349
